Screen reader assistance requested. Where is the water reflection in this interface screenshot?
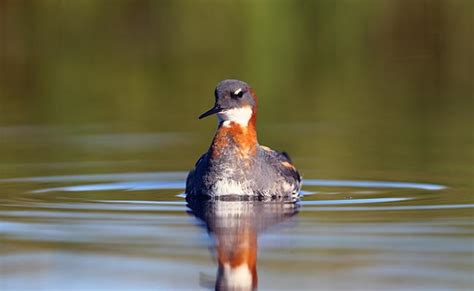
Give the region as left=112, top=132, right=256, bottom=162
left=1, top=168, right=471, bottom=289
left=187, top=197, right=299, bottom=290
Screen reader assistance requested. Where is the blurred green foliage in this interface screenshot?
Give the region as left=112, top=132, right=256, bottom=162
left=0, top=0, right=472, bottom=183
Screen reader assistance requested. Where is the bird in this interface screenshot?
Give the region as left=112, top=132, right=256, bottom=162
left=186, top=79, right=301, bottom=201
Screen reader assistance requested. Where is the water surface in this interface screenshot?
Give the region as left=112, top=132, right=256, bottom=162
left=1, top=154, right=472, bottom=289
left=1, top=1, right=473, bottom=289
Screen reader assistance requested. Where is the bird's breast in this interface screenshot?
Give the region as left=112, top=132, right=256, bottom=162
left=210, top=123, right=258, bottom=158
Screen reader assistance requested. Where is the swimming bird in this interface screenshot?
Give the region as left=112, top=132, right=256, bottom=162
left=186, top=79, right=301, bottom=200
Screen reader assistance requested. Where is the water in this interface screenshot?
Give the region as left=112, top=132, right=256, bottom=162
left=1, top=159, right=472, bottom=289
left=1, top=1, right=473, bottom=289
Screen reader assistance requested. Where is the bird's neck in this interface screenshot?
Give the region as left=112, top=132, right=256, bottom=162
left=210, top=121, right=258, bottom=158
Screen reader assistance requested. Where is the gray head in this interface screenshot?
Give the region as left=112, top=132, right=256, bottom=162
left=199, top=80, right=257, bottom=126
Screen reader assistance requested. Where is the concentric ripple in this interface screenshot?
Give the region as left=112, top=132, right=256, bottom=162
left=0, top=171, right=459, bottom=210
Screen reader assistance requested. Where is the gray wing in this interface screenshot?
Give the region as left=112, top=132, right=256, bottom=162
left=258, top=146, right=302, bottom=193
left=185, top=153, right=208, bottom=195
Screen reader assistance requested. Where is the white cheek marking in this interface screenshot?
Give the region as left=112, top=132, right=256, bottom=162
left=217, top=107, right=253, bottom=127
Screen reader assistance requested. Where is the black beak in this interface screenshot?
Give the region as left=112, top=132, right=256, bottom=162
left=198, top=105, right=222, bottom=119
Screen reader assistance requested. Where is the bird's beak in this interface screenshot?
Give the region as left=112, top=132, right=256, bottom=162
left=199, top=105, right=222, bottom=119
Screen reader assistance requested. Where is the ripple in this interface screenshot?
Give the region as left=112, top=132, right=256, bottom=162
left=13, top=172, right=446, bottom=194
left=32, top=181, right=185, bottom=193
left=0, top=171, right=456, bottom=212
left=303, top=179, right=446, bottom=191
left=301, top=197, right=411, bottom=206
left=302, top=204, right=474, bottom=211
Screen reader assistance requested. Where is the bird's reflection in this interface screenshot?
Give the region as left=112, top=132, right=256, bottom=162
left=187, top=196, right=299, bottom=291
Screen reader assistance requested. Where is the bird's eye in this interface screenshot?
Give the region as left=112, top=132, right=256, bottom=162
left=231, top=88, right=244, bottom=98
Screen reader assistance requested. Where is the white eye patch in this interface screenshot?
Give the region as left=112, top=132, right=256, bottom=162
left=233, top=88, right=242, bottom=95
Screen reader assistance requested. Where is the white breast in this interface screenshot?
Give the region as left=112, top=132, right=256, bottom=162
left=212, top=179, right=251, bottom=195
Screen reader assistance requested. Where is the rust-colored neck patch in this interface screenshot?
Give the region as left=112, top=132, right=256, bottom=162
left=210, top=122, right=258, bottom=158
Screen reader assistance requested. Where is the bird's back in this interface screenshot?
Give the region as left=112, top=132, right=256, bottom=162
left=186, top=145, right=301, bottom=200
